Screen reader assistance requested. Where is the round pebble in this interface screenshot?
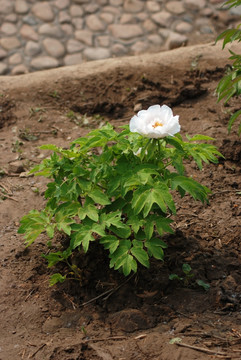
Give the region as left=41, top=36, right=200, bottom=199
left=0, top=0, right=238, bottom=75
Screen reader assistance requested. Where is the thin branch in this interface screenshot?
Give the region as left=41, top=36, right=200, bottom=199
left=85, top=335, right=127, bottom=343
left=210, top=189, right=240, bottom=197
left=28, top=343, right=46, bottom=358
left=0, top=182, right=11, bottom=194
left=80, top=273, right=134, bottom=307
left=79, top=288, right=118, bottom=307
left=0, top=193, right=18, bottom=202
left=176, top=342, right=227, bottom=356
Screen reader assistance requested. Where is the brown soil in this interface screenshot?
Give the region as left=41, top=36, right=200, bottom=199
left=0, top=43, right=241, bottom=360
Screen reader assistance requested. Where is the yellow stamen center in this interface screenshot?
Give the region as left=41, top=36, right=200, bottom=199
left=152, top=121, right=163, bottom=128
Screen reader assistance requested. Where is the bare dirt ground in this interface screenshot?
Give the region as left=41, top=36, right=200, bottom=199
left=0, top=43, right=241, bottom=360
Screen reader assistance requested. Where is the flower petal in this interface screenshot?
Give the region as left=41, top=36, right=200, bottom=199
left=129, top=115, right=140, bottom=133
left=129, top=104, right=180, bottom=138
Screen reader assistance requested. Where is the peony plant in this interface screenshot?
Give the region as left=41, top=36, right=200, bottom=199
left=18, top=105, right=221, bottom=285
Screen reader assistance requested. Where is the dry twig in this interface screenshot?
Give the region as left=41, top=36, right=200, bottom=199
left=176, top=342, right=227, bottom=356
left=28, top=343, right=46, bottom=358
left=80, top=274, right=134, bottom=307
left=85, top=335, right=127, bottom=343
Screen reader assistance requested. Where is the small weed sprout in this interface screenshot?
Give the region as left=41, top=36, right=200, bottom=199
left=169, top=264, right=210, bottom=290
left=216, top=0, right=241, bottom=135
left=18, top=105, right=222, bottom=285
left=11, top=140, right=24, bottom=153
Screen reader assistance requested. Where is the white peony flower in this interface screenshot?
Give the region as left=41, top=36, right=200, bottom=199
left=130, top=104, right=180, bottom=138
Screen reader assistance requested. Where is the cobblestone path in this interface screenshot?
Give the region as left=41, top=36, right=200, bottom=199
left=0, top=0, right=241, bottom=75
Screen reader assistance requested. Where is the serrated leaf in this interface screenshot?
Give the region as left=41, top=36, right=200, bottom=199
left=107, top=176, right=121, bottom=195
left=71, top=229, right=94, bottom=252
left=150, top=184, right=176, bottom=215
left=18, top=210, right=50, bottom=246
left=146, top=238, right=165, bottom=260
left=46, top=224, right=55, bottom=238
left=100, top=235, right=119, bottom=254
left=171, top=174, right=210, bottom=203
left=23, top=229, right=43, bottom=246
left=228, top=109, right=241, bottom=133
left=109, top=240, right=131, bottom=269
left=166, top=137, right=184, bottom=152
left=110, top=224, right=131, bottom=239
left=91, top=223, right=105, bottom=236
left=155, top=217, right=174, bottom=236
left=83, top=203, right=99, bottom=222
left=49, top=273, right=66, bottom=286
left=40, top=144, right=61, bottom=152
left=56, top=220, right=73, bottom=236
left=42, top=252, right=64, bottom=267
left=144, top=219, right=154, bottom=240
left=56, top=202, right=79, bottom=217
left=122, top=254, right=137, bottom=276
left=88, top=188, right=111, bottom=205
left=131, top=246, right=149, bottom=268
left=132, top=187, right=150, bottom=215
left=100, top=211, right=122, bottom=228
left=132, top=183, right=175, bottom=217
left=127, top=216, right=144, bottom=234
left=172, top=155, right=185, bottom=175
left=187, top=134, right=215, bottom=142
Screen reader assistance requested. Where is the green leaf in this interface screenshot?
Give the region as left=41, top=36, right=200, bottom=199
left=109, top=240, right=131, bottom=270
left=131, top=187, right=150, bottom=215
left=100, top=235, right=119, bottom=254
left=172, top=155, right=185, bottom=175
left=132, top=183, right=176, bottom=217
left=49, top=273, right=66, bottom=286
left=42, top=252, right=65, bottom=267
left=40, top=144, right=61, bottom=152
left=100, top=211, right=122, bottom=228
left=171, top=174, right=210, bottom=203
left=155, top=217, right=174, bottom=236
left=169, top=337, right=182, bottom=344
left=131, top=245, right=149, bottom=268
left=169, top=274, right=181, bottom=281
left=56, top=219, right=73, bottom=236
left=78, top=203, right=99, bottom=222
left=127, top=216, right=144, bottom=234
left=196, top=279, right=210, bottom=291
left=46, top=224, right=55, bottom=238
left=228, top=109, right=241, bottom=133
left=148, top=184, right=176, bottom=215
left=71, top=227, right=95, bottom=252
left=18, top=210, right=50, bottom=246
left=182, top=263, right=192, bottom=274
left=56, top=202, right=79, bottom=217
left=165, top=137, right=184, bottom=152
left=110, top=224, right=131, bottom=239
left=88, top=188, right=111, bottom=205
left=146, top=238, right=165, bottom=260
left=22, top=230, right=43, bottom=246
left=144, top=218, right=154, bottom=240
left=187, top=134, right=215, bottom=142
left=91, top=223, right=105, bottom=236
left=122, top=254, right=137, bottom=276
left=107, top=176, right=121, bottom=195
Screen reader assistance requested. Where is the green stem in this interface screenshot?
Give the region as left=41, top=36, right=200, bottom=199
left=157, top=139, right=161, bottom=157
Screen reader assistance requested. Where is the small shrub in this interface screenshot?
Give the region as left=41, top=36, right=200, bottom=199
left=18, top=105, right=221, bottom=285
